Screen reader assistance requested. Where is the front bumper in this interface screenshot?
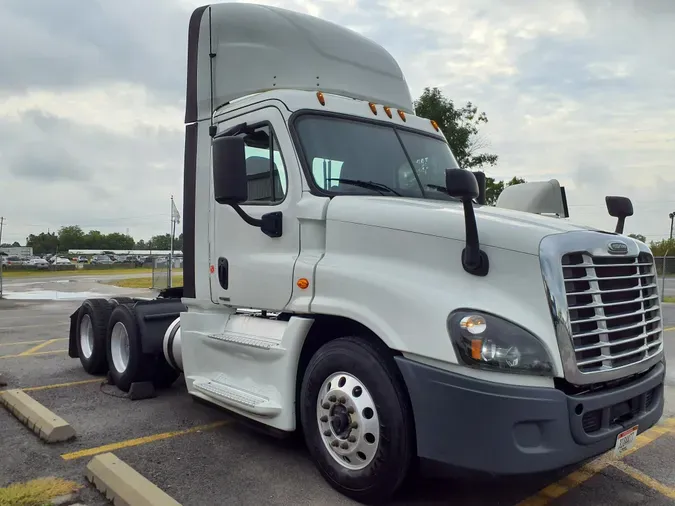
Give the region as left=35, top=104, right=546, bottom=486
left=395, top=357, right=665, bottom=475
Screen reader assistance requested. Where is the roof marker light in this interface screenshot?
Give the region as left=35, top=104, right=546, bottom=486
left=397, top=109, right=406, bottom=121
left=383, top=106, right=392, bottom=118
left=316, top=91, right=325, bottom=106
left=369, top=102, right=378, bottom=115
left=430, top=119, right=440, bottom=131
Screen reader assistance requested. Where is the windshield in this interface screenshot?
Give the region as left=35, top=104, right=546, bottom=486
left=294, top=114, right=461, bottom=199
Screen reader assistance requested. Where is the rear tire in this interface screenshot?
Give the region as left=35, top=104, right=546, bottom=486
left=105, top=305, right=153, bottom=392
left=110, top=297, right=134, bottom=307
left=300, top=337, right=415, bottom=504
left=75, top=299, right=112, bottom=375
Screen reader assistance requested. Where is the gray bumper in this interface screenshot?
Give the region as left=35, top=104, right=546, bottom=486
left=395, top=357, right=665, bottom=475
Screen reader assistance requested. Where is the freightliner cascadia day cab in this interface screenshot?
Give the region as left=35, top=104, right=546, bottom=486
left=68, top=3, right=666, bottom=503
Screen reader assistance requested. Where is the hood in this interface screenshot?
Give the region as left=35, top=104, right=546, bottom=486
left=326, top=196, right=605, bottom=255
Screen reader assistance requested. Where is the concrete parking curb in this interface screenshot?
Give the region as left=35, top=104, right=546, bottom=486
left=85, top=452, right=182, bottom=506
left=0, top=388, right=76, bottom=442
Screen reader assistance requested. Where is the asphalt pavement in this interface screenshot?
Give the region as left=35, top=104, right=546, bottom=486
left=0, top=273, right=675, bottom=505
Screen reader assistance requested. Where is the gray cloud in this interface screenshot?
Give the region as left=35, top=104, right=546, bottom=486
left=0, top=0, right=673, bottom=245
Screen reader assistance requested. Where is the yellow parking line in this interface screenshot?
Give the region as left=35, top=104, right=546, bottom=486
left=516, top=421, right=674, bottom=506
left=611, top=460, right=675, bottom=499
left=0, top=350, right=67, bottom=359
left=0, top=339, right=60, bottom=347
left=19, top=339, right=60, bottom=356
left=665, top=326, right=675, bottom=333
left=23, top=379, right=101, bottom=392
left=60, top=421, right=229, bottom=461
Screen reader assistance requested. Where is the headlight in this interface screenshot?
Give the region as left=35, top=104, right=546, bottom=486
left=448, top=310, right=554, bottom=376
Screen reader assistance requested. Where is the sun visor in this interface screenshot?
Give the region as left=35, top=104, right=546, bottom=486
left=495, top=179, right=570, bottom=218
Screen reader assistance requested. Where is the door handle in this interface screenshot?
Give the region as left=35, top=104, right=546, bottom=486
left=218, top=257, right=229, bottom=289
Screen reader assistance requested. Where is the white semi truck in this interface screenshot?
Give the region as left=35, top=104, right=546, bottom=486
left=67, top=3, right=666, bottom=503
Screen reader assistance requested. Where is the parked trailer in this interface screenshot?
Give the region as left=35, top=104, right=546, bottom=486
left=68, top=3, right=666, bottom=504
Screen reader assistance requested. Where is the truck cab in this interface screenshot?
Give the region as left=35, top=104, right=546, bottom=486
left=68, top=3, right=666, bottom=504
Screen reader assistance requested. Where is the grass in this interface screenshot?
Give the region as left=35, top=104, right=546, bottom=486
left=0, top=477, right=80, bottom=506
left=664, top=296, right=675, bottom=304
left=107, top=274, right=184, bottom=289
left=1, top=267, right=182, bottom=279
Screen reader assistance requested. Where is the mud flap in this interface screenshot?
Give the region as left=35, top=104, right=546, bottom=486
left=68, top=307, right=80, bottom=358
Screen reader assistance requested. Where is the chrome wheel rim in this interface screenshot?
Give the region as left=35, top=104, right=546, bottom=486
left=79, top=314, right=94, bottom=359
left=316, top=372, right=380, bottom=470
left=110, top=322, right=130, bottom=373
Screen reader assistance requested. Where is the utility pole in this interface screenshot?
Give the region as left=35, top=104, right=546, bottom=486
left=669, top=212, right=674, bottom=241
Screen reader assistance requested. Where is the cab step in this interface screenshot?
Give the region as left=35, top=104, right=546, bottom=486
left=191, top=376, right=282, bottom=417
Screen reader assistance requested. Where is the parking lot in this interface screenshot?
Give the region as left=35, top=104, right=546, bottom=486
left=1, top=277, right=675, bottom=505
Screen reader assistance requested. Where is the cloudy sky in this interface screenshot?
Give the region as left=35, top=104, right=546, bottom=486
left=0, top=0, right=674, bottom=246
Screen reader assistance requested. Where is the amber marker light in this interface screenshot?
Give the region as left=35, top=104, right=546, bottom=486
left=369, top=102, right=378, bottom=115
left=383, top=106, right=393, bottom=118
left=316, top=91, right=326, bottom=106
left=397, top=109, right=406, bottom=121
left=297, top=278, right=310, bottom=290
left=430, top=119, right=440, bottom=131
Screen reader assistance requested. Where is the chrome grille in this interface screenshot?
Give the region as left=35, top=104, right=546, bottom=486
left=562, top=251, right=663, bottom=374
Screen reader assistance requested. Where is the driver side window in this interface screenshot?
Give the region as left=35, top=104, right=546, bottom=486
left=239, top=124, right=288, bottom=204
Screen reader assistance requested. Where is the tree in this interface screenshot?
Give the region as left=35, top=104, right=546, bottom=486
left=148, top=234, right=172, bottom=250
left=414, top=87, right=498, bottom=170
left=649, top=238, right=675, bottom=257
left=485, top=176, right=526, bottom=206
left=26, top=232, right=59, bottom=255
left=628, top=234, right=647, bottom=243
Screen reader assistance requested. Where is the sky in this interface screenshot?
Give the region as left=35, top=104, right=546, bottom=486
left=0, top=0, right=674, bottom=246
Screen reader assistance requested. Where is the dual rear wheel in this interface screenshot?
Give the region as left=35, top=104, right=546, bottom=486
left=75, top=299, right=179, bottom=391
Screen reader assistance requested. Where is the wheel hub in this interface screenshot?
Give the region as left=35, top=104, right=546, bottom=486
left=316, top=372, right=380, bottom=471
left=79, top=314, right=94, bottom=359
left=110, top=321, right=130, bottom=374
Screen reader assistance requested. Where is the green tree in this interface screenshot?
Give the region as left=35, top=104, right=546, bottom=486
left=414, top=87, right=498, bottom=170
left=58, top=225, right=86, bottom=252
left=26, top=232, right=59, bottom=255
left=649, top=238, right=675, bottom=257
left=485, top=176, right=527, bottom=206
left=628, top=234, right=647, bottom=243
left=149, top=234, right=172, bottom=250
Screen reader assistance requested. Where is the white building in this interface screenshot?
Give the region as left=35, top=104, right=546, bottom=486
left=0, top=246, right=33, bottom=257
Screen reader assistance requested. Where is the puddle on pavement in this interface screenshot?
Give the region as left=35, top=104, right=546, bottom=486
left=1, top=290, right=107, bottom=300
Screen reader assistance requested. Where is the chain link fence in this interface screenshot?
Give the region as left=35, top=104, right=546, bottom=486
left=151, top=256, right=170, bottom=290
left=655, top=255, right=674, bottom=302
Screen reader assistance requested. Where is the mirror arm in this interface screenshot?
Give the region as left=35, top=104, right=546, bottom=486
left=460, top=199, right=489, bottom=277
left=231, top=203, right=262, bottom=227
left=615, top=217, right=626, bottom=235
left=229, top=204, right=283, bottom=238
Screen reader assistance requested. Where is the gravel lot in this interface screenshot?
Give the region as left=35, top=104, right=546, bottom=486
left=1, top=273, right=675, bottom=505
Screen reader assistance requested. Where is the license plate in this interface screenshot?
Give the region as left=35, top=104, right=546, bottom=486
left=613, top=425, right=639, bottom=458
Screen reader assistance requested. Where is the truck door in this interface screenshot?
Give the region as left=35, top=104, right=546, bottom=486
left=209, top=105, right=300, bottom=310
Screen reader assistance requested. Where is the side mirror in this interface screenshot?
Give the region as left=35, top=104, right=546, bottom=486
left=471, top=171, right=487, bottom=205
left=446, top=169, right=479, bottom=201
left=212, top=135, right=248, bottom=205
left=445, top=169, right=489, bottom=276
left=605, top=196, right=633, bottom=234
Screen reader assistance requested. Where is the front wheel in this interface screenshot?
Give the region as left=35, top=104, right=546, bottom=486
left=300, top=337, right=415, bottom=504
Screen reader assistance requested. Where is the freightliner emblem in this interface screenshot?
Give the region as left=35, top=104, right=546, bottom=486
left=607, top=240, right=629, bottom=255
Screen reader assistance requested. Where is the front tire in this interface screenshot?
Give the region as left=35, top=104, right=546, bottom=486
left=300, top=337, right=415, bottom=504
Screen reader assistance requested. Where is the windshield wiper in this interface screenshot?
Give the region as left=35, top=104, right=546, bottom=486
left=327, top=178, right=401, bottom=196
